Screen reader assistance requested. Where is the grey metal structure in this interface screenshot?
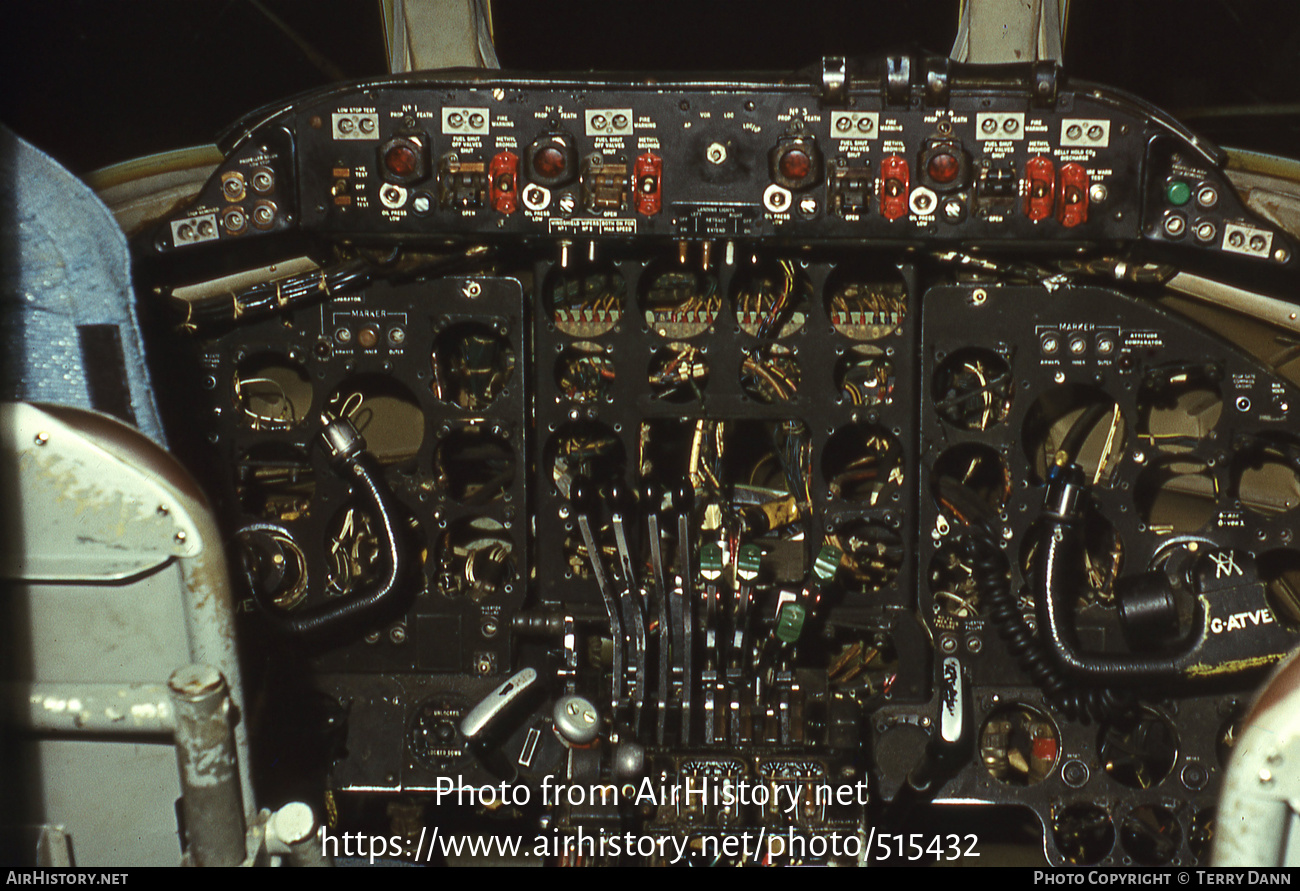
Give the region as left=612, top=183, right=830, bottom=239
left=168, top=665, right=247, bottom=867
left=1, top=402, right=252, bottom=865
left=1214, top=651, right=1300, bottom=865
left=950, top=0, right=1067, bottom=65
left=381, top=0, right=500, bottom=72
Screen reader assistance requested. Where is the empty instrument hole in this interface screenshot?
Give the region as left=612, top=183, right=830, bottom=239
left=979, top=704, right=1060, bottom=786
left=933, top=442, right=1010, bottom=527
left=434, top=426, right=515, bottom=504
left=827, top=520, right=903, bottom=593
left=836, top=346, right=894, bottom=406
left=1052, top=804, right=1115, bottom=865
left=1098, top=709, right=1178, bottom=789
left=1137, top=363, right=1223, bottom=453
left=555, top=341, right=615, bottom=403
left=431, top=322, right=516, bottom=411
left=1021, top=384, right=1124, bottom=484
left=1135, top=460, right=1218, bottom=534
left=933, top=347, right=1013, bottom=432
left=549, top=421, right=626, bottom=500
left=1233, top=439, right=1300, bottom=516
left=1120, top=805, right=1181, bottom=866
left=435, top=517, right=515, bottom=600
left=640, top=262, right=720, bottom=338
left=236, top=443, right=315, bottom=521
left=326, top=375, right=425, bottom=464
left=233, top=354, right=312, bottom=430
left=824, top=263, right=907, bottom=341
left=648, top=342, right=708, bottom=402
left=822, top=423, right=904, bottom=504
left=731, top=258, right=809, bottom=338
left=740, top=344, right=800, bottom=403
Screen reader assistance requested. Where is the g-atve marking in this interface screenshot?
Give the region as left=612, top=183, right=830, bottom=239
left=1209, top=608, right=1274, bottom=635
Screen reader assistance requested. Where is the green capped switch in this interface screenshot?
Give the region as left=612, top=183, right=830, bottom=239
left=813, top=545, right=843, bottom=583
left=1165, top=179, right=1191, bottom=207
left=737, top=543, right=761, bottom=581
left=775, top=602, right=806, bottom=643
left=700, top=541, right=723, bottom=580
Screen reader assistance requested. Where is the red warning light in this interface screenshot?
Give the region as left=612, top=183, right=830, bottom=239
left=927, top=151, right=960, bottom=184
left=384, top=143, right=420, bottom=179
left=778, top=148, right=813, bottom=183
left=533, top=146, right=567, bottom=180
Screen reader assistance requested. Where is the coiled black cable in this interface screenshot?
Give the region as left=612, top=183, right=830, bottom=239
left=238, top=417, right=414, bottom=640
left=1034, top=471, right=1194, bottom=685
left=967, top=523, right=1131, bottom=724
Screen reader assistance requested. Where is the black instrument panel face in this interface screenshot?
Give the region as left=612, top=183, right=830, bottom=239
left=195, top=271, right=1300, bottom=866
left=290, top=85, right=1145, bottom=242
left=154, top=65, right=1294, bottom=275
left=158, top=59, right=1300, bottom=867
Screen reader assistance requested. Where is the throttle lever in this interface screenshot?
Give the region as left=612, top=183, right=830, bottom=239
left=699, top=540, right=724, bottom=745
left=906, top=656, right=972, bottom=796
left=886, top=657, right=972, bottom=820
left=459, top=668, right=541, bottom=779
left=641, top=482, right=673, bottom=745
left=570, top=476, right=626, bottom=721
left=731, top=543, right=760, bottom=679
left=607, top=480, right=648, bottom=734
left=672, top=483, right=696, bottom=744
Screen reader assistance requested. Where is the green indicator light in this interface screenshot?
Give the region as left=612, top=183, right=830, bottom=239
left=1166, top=180, right=1191, bottom=206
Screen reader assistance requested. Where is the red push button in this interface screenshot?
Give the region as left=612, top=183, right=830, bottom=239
left=1057, top=162, right=1089, bottom=228
left=634, top=152, right=663, bottom=216
left=489, top=150, right=520, bottom=215
left=1024, top=156, right=1056, bottom=221
left=880, top=155, right=910, bottom=221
